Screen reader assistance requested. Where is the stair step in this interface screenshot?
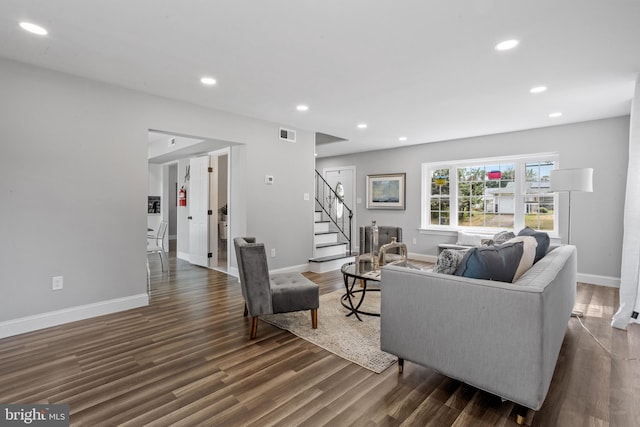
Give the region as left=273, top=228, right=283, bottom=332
left=315, top=242, right=347, bottom=249
left=309, top=252, right=358, bottom=263
left=308, top=252, right=357, bottom=273
left=314, top=232, right=338, bottom=245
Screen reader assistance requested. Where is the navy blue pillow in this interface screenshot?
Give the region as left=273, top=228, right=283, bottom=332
left=518, top=227, right=550, bottom=263
left=454, top=241, right=524, bottom=283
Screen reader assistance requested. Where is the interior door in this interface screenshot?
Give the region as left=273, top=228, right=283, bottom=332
left=189, top=156, right=211, bottom=267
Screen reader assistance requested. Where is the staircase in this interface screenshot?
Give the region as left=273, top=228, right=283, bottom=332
left=309, top=171, right=356, bottom=273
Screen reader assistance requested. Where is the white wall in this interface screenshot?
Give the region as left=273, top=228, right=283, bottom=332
left=0, top=58, right=315, bottom=335
left=317, top=116, right=630, bottom=286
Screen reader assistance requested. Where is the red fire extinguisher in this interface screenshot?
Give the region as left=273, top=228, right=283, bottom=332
left=178, top=186, right=187, bottom=207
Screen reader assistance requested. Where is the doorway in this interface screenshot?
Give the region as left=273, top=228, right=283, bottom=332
left=147, top=130, right=233, bottom=276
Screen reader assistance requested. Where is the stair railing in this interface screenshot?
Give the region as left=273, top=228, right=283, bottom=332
left=315, top=170, right=353, bottom=255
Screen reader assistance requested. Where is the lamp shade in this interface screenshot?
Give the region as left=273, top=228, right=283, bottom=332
left=550, top=168, right=593, bottom=193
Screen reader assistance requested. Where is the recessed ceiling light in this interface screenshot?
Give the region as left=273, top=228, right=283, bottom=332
left=357, top=123, right=367, bottom=129
left=200, top=77, right=216, bottom=86
left=399, top=137, right=407, bottom=141
left=19, top=22, right=48, bottom=36
left=495, top=39, right=519, bottom=51
left=549, top=112, right=563, bottom=118
left=296, top=105, right=309, bottom=111
left=530, top=86, right=548, bottom=94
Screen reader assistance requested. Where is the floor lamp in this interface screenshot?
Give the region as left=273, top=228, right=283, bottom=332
left=550, top=167, right=594, bottom=317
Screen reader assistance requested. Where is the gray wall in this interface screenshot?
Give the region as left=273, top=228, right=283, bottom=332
left=0, top=58, right=315, bottom=323
left=316, top=116, right=630, bottom=284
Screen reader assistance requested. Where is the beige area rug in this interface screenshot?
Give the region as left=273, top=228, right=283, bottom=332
left=261, top=288, right=397, bottom=373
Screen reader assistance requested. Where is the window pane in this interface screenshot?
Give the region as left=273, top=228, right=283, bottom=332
left=524, top=161, right=555, bottom=231
left=431, top=169, right=449, bottom=195
left=429, top=168, right=452, bottom=227
left=455, top=162, right=517, bottom=229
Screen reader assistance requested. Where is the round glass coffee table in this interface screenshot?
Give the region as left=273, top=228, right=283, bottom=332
left=340, top=258, right=382, bottom=321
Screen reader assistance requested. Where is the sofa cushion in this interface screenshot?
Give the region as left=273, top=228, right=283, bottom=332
left=454, top=241, right=524, bottom=283
left=505, top=236, right=537, bottom=281
left=518, top=227, right=550, bottom=263
left=434, top=248, right=466, bottom=275
left=493, top=230, right=516, bottom=244
left=456, top=231, right=486, bottom=247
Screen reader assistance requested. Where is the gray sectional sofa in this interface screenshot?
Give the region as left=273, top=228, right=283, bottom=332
left=380, top=244, right=577, bottom=412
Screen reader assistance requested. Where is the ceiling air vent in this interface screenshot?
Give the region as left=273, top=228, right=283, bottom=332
left=279, top=127, right=296, bottom=143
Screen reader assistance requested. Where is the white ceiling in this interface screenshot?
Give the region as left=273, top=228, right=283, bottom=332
left=1, top=1, right=638, bottom=158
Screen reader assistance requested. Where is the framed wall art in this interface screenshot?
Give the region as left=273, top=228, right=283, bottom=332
left=366, top=173, right=406, bottom=210
left=148, top=196, right=161, bottom=214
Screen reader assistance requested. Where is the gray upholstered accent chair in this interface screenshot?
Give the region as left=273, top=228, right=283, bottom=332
left=359, top=225, right=403, bottom=262
left=234, top=237, right=319, bottom=339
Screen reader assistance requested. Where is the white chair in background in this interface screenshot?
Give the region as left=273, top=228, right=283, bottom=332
left=147, top=221, right=169, bottom=274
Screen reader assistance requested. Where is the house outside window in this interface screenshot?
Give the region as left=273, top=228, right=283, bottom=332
left=422, top=154, right=558, bottom=234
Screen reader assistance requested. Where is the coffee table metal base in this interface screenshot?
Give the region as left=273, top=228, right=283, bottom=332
left=341, top=275, right=380, bottom=321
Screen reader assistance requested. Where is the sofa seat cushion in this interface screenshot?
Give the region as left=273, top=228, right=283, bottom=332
left=270, top=272, right=319, bottom=313
left=454, top=240, right=524, bottom=283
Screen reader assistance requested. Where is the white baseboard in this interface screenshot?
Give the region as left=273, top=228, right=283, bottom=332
left=0, top=294, right=149, bottom=340
left=577, top=273, right=620, bottom=288
left=177, top=251, right=190, bottom=262
left=271, top=264, right=310, bottom=275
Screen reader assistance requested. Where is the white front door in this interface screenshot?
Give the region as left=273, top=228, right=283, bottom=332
left=189, top=156, right=211, bottom=267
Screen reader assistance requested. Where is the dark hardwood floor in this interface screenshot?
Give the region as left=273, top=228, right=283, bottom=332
left=1, top=249, right=639, bottom=426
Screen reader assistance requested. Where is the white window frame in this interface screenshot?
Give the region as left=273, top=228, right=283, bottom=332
left=421, top=153, right=559, bottom=235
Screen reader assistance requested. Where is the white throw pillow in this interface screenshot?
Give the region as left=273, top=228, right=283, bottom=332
left=456, top=231, right=485, bottom=247
left=505, top=236, right=537, bottom=282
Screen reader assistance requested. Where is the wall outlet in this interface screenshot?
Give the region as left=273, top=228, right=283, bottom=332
left=271, top=248, right=276, bottom=257
left=52, top=276, right=64, bottom=291
left=412, top=238, right=417, bottom=245
left=303, top=192, right=310, bottom=201
left=265, top=175, right=274, bottom=185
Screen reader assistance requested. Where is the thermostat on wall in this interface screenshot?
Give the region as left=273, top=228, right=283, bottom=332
left=265, top=175, right=274, bottom=185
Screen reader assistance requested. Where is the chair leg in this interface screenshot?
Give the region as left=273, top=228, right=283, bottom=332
left=243, top=304, right=248, bottom=317
left=163, top=249, right=170, bottom=273
left=250, top=317, right=259, bottom=339
left=158, top=252, right=165, bottom=272
left=146, top=258, right=151, bottom=293
left=398, top=358, right=404, bottom=374
left=311, top=308, right=318, bottom=329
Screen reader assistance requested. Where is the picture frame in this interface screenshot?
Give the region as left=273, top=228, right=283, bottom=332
left=366, top=173, right=406, bottom=210
left=148, top=196, right=161, bottom=214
